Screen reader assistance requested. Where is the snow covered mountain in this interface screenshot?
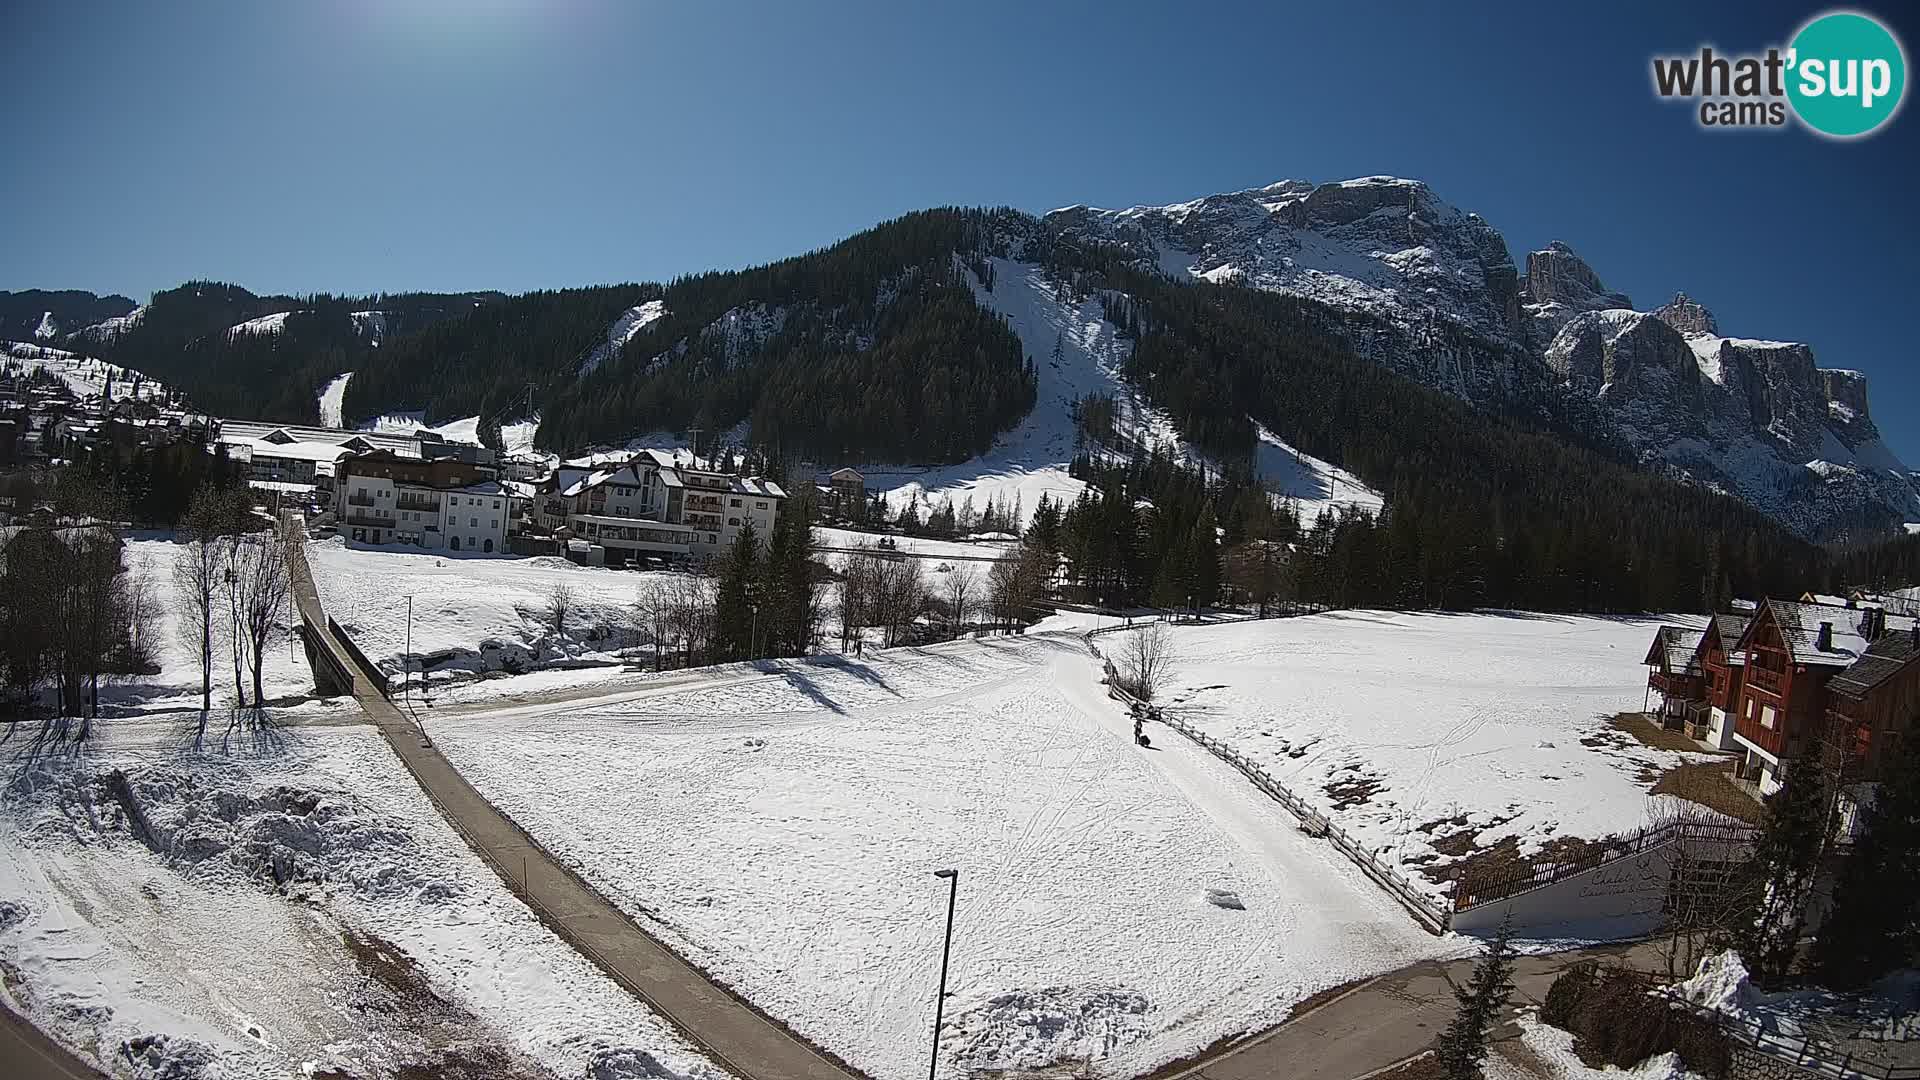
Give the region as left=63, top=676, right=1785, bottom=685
left=1049, top=177, right=1917, bottom=539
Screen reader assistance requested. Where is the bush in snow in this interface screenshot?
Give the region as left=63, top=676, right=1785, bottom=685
left=1540, top=961, right=1729, bottom=1077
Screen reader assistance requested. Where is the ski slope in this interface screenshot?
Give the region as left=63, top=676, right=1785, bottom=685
left=865, top=258, right=1380, bottom=526
left=3, top=342, right=169, bottom=402
left=433, top=632, right=1449, bottom=1080
left=317, top=372, right=352, bottom=428
left=1112, top=611, right=1719, bottom=903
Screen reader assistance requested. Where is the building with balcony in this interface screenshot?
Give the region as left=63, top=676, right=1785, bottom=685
left=334, top=449, right=507, bottom=553
left=1728, top=599, right=1918, bottom=796
left=529, top=448, right=786, bottom=565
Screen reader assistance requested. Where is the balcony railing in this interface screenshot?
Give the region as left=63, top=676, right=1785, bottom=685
left=346, top=494, right=376, bottom=507
left=396, top=496, right=441, bottom=512
left=1747, top=665, right=1785, bottom=694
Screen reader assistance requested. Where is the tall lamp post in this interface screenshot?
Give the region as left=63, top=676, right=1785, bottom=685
left=404, top=594, right=414, bottom=703
left=928, top=868, right=958, bottom=1080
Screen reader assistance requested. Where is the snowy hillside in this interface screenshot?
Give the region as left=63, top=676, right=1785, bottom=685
left=227, top=311, right=292, bottom=337
left=867, top=257, right=1381, bottom=526
left=579, top=299, right=667, bottom=376
left=3, top=342, right=169, bottom=402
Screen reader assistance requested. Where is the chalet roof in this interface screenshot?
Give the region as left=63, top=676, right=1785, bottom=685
left=1760, top=599, right=1918, bottom=668
left=1711, top=613, right=1751, bottom=665
left=831, top=467, right=865, bottom=481
left=1645, top=625, right=1705, bottom=674
left=1830, top=628, right=1920, bottom=699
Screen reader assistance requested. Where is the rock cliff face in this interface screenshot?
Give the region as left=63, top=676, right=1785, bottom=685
left=1045, top=177, right=1918, bottom=539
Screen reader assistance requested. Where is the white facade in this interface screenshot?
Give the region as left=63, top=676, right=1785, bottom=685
left=339, top=471, right=508, bottom=555
left=533, top=449, right=785, bottom=563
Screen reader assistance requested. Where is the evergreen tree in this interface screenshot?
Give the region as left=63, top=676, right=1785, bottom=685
left=715, top=522, right=759, bottom=660
left=1812, top=736, right=1920, bottom=988
left=1435, top=915, right=1517, bottom=1080
left=1734, top=751, right=1835, bottom=985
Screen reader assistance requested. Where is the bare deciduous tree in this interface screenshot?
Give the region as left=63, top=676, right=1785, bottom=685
left=987, top=540, right=1054, bottom=633
left=1117, top=621, right=1176, bottom=702
left=943, top=564, right=978, bottom=636
left=173, top=486, right=227, bottom=717
left=230, top=527, right=291, bottom=712
left=546, top=582, right=577, bottom=637
left=871, top=554, right=925, bottom=648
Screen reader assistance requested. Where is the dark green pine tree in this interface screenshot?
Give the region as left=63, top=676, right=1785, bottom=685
left=715, top=521, right=759, bottom=660
left=1733, top=751, right=1835, bottom=985
left=1435, top=914, right=1516, bottom=1080
left=1813, top=736, right=1920, bottom=989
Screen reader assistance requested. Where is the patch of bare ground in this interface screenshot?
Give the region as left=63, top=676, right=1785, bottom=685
left=1417, top=823, right=1604, bottom=895
left=330, top=929, right=555, bottom=1080
left=1651, top=761, right=1763, bottom=824
left=1324, top=775, right=1384, bottom=809
left=1606, top=712, right=1703, bottom=754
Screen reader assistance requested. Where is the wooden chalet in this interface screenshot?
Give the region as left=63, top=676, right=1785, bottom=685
left=1730, top=599, right=1917, bottom=796
left=1824, top=614, right=1920, bottom=780
left=1643, top=625, right=1707, bottom=726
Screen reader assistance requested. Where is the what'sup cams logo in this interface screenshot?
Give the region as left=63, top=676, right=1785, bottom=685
left=1652, top=10, right=1907, bottom=137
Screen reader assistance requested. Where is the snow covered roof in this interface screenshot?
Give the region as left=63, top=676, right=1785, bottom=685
left=1760, top=599, right=1917, bottom=668
left=1711, top=613, right=1751, bottom=665
left=1829, top=626, right=1920, bottom=699
left=232, top=439, right=354, bottom=463
left=1644, top=625, right=1705, bottom=674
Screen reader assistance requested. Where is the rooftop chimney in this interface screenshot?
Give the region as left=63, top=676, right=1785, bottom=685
left=1817, top=622, right=1834, bottom=652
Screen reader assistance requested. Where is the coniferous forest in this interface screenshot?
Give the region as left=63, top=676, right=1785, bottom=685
left=26, top=204, right=1904, bottom=616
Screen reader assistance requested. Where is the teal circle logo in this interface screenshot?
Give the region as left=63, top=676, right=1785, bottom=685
left=1787, top=11, right=1907, bottom=137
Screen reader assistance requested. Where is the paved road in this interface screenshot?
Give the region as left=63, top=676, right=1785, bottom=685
left=287, top=537, right=863, bottom=1080
left=0, top=1002, right=107, bottom=1080
left=1167, top=940, right=1668, bottom=1080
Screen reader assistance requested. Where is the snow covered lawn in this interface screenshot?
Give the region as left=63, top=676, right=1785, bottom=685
left=1115, top=611, right=1718, bottom=903
left=0, top=721, right=722, bottom=1080
left=306, top=538, right=677, bottom=682
left=433, top=632, right=1449, bottom=1080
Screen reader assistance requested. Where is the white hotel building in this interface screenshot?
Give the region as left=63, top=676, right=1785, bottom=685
left=533, top=449, right=785, bottom=564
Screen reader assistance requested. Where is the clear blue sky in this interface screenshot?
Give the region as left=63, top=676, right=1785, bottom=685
left=6, top=1, right=1917, bottom=460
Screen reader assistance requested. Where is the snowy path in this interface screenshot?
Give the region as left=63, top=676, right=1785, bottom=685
left=435, top=633, right=1449, bottom=1080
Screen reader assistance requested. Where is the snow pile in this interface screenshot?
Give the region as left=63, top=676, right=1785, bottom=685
left=946, top=986, right=1153, bottom=1071
left=1672, top=950, right=1755, bottom=1014
left=434, top=632, right=1447, bottom=1079
left=1485, top=1010, right=1703, bottom=1080
left=1118, top=611, right=1719, bottom=902
left=580, top=300, right=668, bottom=376
left=33, top=311, right=57, bottom=339
left=0, top=725, right=724, bottom=1080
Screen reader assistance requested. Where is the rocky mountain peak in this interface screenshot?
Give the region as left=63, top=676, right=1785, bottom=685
left=1651, top=292, right=1719, bottom=337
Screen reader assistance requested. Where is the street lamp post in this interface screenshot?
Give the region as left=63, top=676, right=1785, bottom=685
left=404, top=594, right=413, bottom=703
left=929, top=868, right=958, bottom=1080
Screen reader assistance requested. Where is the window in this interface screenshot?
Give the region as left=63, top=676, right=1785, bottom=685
left=470, top=517, right=478, bottom=528
left=728, top=517, right=739, bottom=526
left=1761, top=705, right=1777, bottom=730
left=492, top=499, right=500, bottom=510
left=730, top=498, right=741, bottom=507
left=490, top=520, right=498, bottom=530
left=756, top=501, right=767, bottom=509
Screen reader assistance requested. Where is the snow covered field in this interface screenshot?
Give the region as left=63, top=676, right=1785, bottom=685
left=1112, top=611, right=1717, bottom=902
left=306, top=539, right=671, bottom=682
left=0, top=722, right=723, bottom=1080
left=434, top=632, right=1450, bottom=1080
